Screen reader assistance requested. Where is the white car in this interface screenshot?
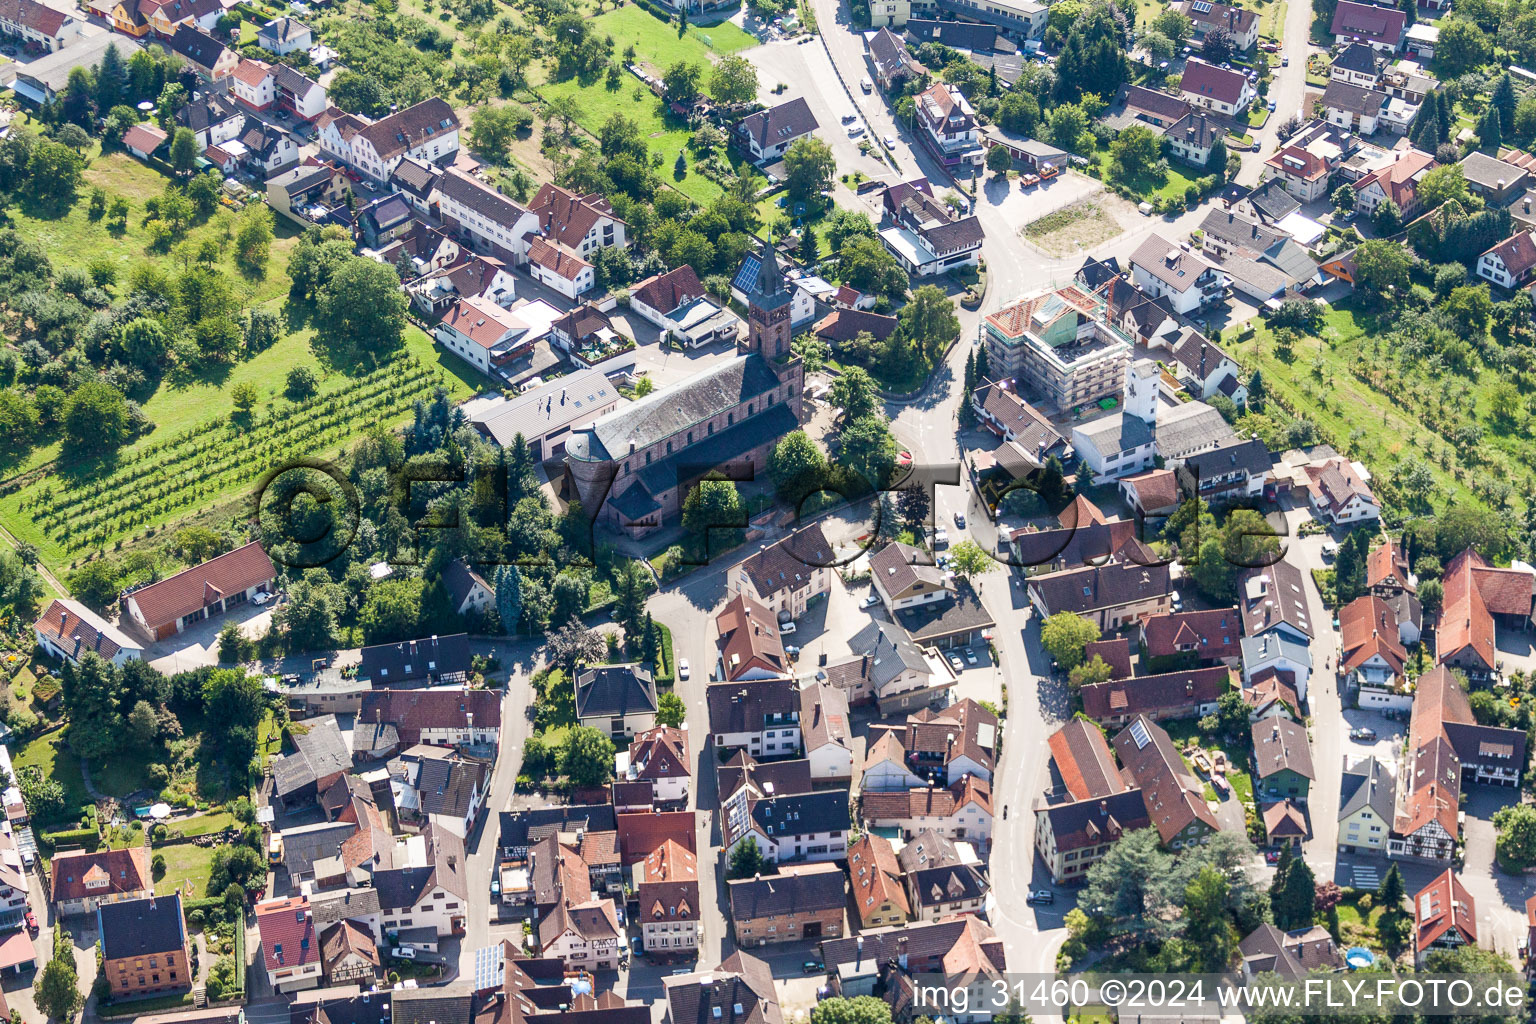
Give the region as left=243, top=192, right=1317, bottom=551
left=933, top=528, right=949, bottom=547
left=846, top=123, right=866, bottom=138
left=252, top=592, right=273, bottom=606
left=947, top=652, right=963, bottom=670
left=861, top=594, right=881, bottom=608
left=780, top=621, right=797, bottom=635
left=392, top=948, right=417, bottom=960
left=964, top=647, right=978, bottom=665
left=883, top=133, right=897, bottom=149
left=678, top=659, right=690, bottom=681
left=860, top=76, right=873, bottom=92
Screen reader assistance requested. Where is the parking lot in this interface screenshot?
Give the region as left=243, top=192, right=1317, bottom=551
left=974, top=169, right=1105, bottom=238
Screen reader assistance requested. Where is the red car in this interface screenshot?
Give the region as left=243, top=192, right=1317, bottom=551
left=25, top=911, right=37, bottom=933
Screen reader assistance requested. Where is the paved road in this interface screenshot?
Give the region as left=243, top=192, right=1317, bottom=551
left=1237, top=0, right=1320, bottom=187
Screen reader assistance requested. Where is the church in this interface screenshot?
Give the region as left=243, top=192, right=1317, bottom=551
left=563, top=250, right=805, bottom=537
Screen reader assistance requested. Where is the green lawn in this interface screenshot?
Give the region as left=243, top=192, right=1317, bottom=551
left=152, top=840, right=217, bottom=898
left=14, top=731, right=89, bottom=823
left=596, top=4, right=757, bottom=69
left=1226, top=303, right=1523, bottom=517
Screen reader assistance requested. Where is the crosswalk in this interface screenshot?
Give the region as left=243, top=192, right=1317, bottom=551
left=1350, top=864, right=1381, bottom=889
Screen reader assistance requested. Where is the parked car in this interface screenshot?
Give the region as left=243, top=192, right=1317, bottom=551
left=860, top=77, right=872, bottom=92
left=24, top=912, right=36, bottom=934
left=846, top=124, right=866, bottom=138
left=1265, top=850, right=1281, bottom=864
left=1170, top=590, right=1183, bottom=612
left=841, top=111, right=858, bottom=124
left=785, top=645, right=801, bottom=658
left=780, top=621, right=798, bottom=635
left=948, top=652, right=964, bottom=670
left=1268, top=99, right=1277, bottom=111
left=1027, top=890, right=1055, bottom=905
left=392, top=948, right=417, bottom=960
left=678, top=658, right=690, bottom=680
left=1322, top=540, right=1339, bottom=560
left=861, top=594, right=882, bottom=608
left=933, top=528, right=949, bottom=547
left=1020, top=173, right=1040, bottom=187
left=964, top=647, right=978, bottom=665
left=883, top=133, right=897, bottom=149
left=252, top=591, right=273, bottom=606
left=954, top=511, right=966, bottom=528
left=1350, top=727, right=1377, bottom=741
left=1281, top=55, right=1289, bottom=66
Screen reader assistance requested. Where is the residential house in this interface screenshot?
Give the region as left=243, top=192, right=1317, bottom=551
left=1141, top=608, right=1244, bottom=666
left=372, top=825, right=468, bottom=937
left=121, top=122, right=166, bottom=161
left=265, top=161, right=346, bottom=225
left=634, top=839, right=700, bottom=954
left=1047, top=719, right=1126, bottom=802
left=1340, top=595, right=1408, bottom=703
left=1403, top=20, right=1438, bottom=58
left=573, top=665, right=657, bottom=740
left=1121, top=467, right=1185, bottom=519
left=729, top=862, right=845, bottom=944
left=1166, top=112, right=1224, bottom=168
left=1301, top=457, right=1381, bottom=524
left=1331, top=41, right=1382, bottom=87
left=344, top=98, right=459, bottom=183
left=1129, top=235, right=1228, bottom=315
left=847, top=834, right=910, bottom=928
left=662, top=953, right=781, bottom=1024
left=389, top=156, right=443, bottom=216
left=1353, top=150, right=1436, bottom=218
left=255, top=897, right=322, bottom=992
left=801, top=680, right=854, bottom=781
left=122, top=541, right=275, bottom=640
left=883, top=699, right=999, bottom=786
left=0, top=0, right=81, bottom=52
left=970, top=381, right=1070, bottom=465
left=1079, top=665, right=1232, bottom=726
left=1368, top=536, right=1414, bottom=597
left=356, top=688, right=501, bottom=747
left=1175, top=438, right=1270, bottom=505
left=913, top=82, right=984, bottom=169
left=1179, top=0, right=1258, bottom=49
left=434, top=296, right=536, bottom=376
left=736, top=98, right=818, bottom=162
left=498, top=804, right=617, bottom=862
left=624, top=727, right=690, bottom=806
left=1103, top=85, right=1192, bottom=136
left=868, top=0, right=909, bottom=26
left=861, top=731, right=927, bottom=794
left=706, top=678, right=801, bottom=757
left=33, top=598, right=143, bottom=666
left=1239, top=559, right=1315, bottom=645
left=1112, top=716, right=1220, bottom=848
left=868, top=26, right=922, bottom=90
left=389, top=746, right=488, bottom=837
left=715, top=594, right=791, bottom=684
left=528, top=183, right=628, bottom=258
left=358, top=633, right=472, bottom=688
left=870, top=540, right=953, bottom=614
left=1460, top=151, right=1530, bottom=207
left=1027, top=560, right=1173, bottom=631
left=979, top=284, right=1131, bottom=409
left=318, top=921, right=378, bottom=986
left=1438, top=547, right=1536, bottom=677
left=723, top=783, right=851, bottom=865
left=177, top=90, right=243, bottom=150
left=1011, top=521, right=1150, bottom=577
left=879, top=179, right=984, bottom=276
left=629, top=266, right=742, bottom=348
left=1477, top=230, right=1536, bottom=289
left=1241, top=633, right=1312, bottom=704
left=1179, top=59, right=1256, bottom=116
left=1338, top=756, right=1395, bottom=854
left=97, top=893, right=189, bottom=996
left=257, top=16, right=310, bottom=54
left=1034, top=789, right=1151, bottom=885
left=818, top=918, right=1008, bottom=1021
left=1239, top=923, right=1346, bottom=980
left=1253, top=718, right=1314, bottom=802
left=812, top=308, right=900, bottom=348
left=231, top=60, right=327, bottom=120
left=1413, top=870, right=1476, bottom=965
left=897, top=830, right=988, bottom=921
left=1243, top=669, right=1303, bottom=721
left=1168, top=328, right=1245, bottom=403
left=1322, top=80, right=1389, bottom=134
left=1393, top=666, right=1527, bottom=861
left=861, top=775, right=993, bottom=851
left=1231, top=177, right=1304, bottom=225
left=539, top=896, right=621, bottom=970
left=1331, top=0, right=1405, bottom=51
left=730, top=522, right=833, bottom=620
left=167, top=25, right=235, bottom=79
left=434, top=167, right=539, bottom=265
left=51, top=846, right=152, bottom=918
left=822, top=619, right=958, bottom=714
left=1265, top=142, right=1338, bottom=202
left=408, top=254, right=518, bottom=318
left=525, top=236, right=593, bottom=299
left=273, top=715, right=351, bottom=810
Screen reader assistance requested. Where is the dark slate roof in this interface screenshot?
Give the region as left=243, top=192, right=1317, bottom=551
left=737, top=97, right=818, bottom=149
left=177, top=90, right=241, bottom=132
left=1029, top=560, right=1172, bottom=616
left=1322, top=80, right=1388, bottom=118
left=291, top=995, right=392, bottom=1024
left=1332, top=41, right=1380, bottom=75
left=749, top=789, right=850, bottom=835
left=904, top=18, right=1005, bottom=51
left=1077, top=256, right=1120, bottom=291
left=738, top=523, right=833, bottom=600
left=1339, top=756, right=1395, bottom=823
left=1246, top=179, right=1302, bottom=221
left=728, top=865, right=844, bottom=919
left=707, top=679, right=799, bottom=735
left=664, top=951, right=782, bottom=1024
left=896, top=577, right=996, bottom=643
left=358, top=633, right=472, bottom=686
left=168, top=24, right=229, bottom=71
left=273, top=714, right=351, bottom=797
left=575, top=664, right=658, bottom=719
left=499, top=805, right=617, bottom=851
left=391, top=990, right=473, bottom=1024
left=1168, top=111, right=1222, bottom=151
left=633, top=402, right=798, bottom=497
left=1179, top=437, right=1272, bottom=481
left=390, top=156, right=441, bottom=199
left=908, top=863, right=988, bottom=908
left=98, top=893, right=184, bottom=959
left=1240, top=922, right=1305, bottom=981
left=357, top=98, right=458, bottom=163
left=868, top=26, right=920, bottom=80
left=566, top=354, right=782, bottom=463
left=435, top=168, right=527, bottom=228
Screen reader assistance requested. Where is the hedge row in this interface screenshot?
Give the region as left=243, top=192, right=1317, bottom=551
left=40, top=828, right=98, bottom=846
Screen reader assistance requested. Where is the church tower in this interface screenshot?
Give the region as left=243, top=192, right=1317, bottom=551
left=742, top=245, right=803, bottom=417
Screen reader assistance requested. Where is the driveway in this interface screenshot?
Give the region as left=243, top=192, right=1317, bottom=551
left=143, top=601, right=278, bottom=675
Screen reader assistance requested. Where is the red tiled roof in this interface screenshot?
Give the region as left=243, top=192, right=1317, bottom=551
left=715, top=594, right=788, bottom=681
left=1141, top=608, right=1242, bottom=661
left=1331, top=0, right=1405, bottom=45
left=1047, top=719, right=1126, bottom=802
left=50, top=847, right=151, bottom=904
left=528, top=183, right=623, bottom=247
left=34, top=599, right=139, bottom=662
left=233, top=57, right=271, bottom=86
left=616, top=810, right=696, bottom=865
left=122, top=123, right=167, bottom=154
left=1354, top=151, right=1436, bottom=208
left=1367, top=537, right=1410, bottom=592
left=1339, top=595, right=1406, bottom=675
left=255, top=896, right=319, bottom=972
left=628, top=726, right=689, bottom=781
left=1414, top=869, right=1475, bottom=951
left=1123, top=469, right=1180, bottom=513
left=126, top=541, right=276, bottom=631
left=1083, top=637, right=1133, bottom=679
left=526, top=236, right=590, bottom=281
left=441, top=296, right=521, bottom=349
left=631, top=266, right=703, bottom=315
left=1180, top=59, right=1249, bottom=106
left=1483, top=230, right=1536, bottom=278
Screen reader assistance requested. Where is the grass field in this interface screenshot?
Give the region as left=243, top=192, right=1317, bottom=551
left=534, top=4, right=758, bottom=206
left=14, top=730, right=89, bottom=822
left=1024, top=198, right=1126, bottom=256
left=1225, top=304, right=1517, bottom=515
left=152, top=839, right=218, bottom=897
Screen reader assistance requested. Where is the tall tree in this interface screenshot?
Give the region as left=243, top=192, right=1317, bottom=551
left=95, top=43, right=128, bottom=113
left=169, top=126, right=199, bottom=176
left=494, top=566, right=522, bottom=634
left=1492, top=72, right=1517, bottom=136
left=1271, top=854, right=1316, bottom=930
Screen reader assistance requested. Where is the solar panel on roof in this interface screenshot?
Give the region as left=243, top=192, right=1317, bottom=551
left=1129, top=719, right=1152, bottom=749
